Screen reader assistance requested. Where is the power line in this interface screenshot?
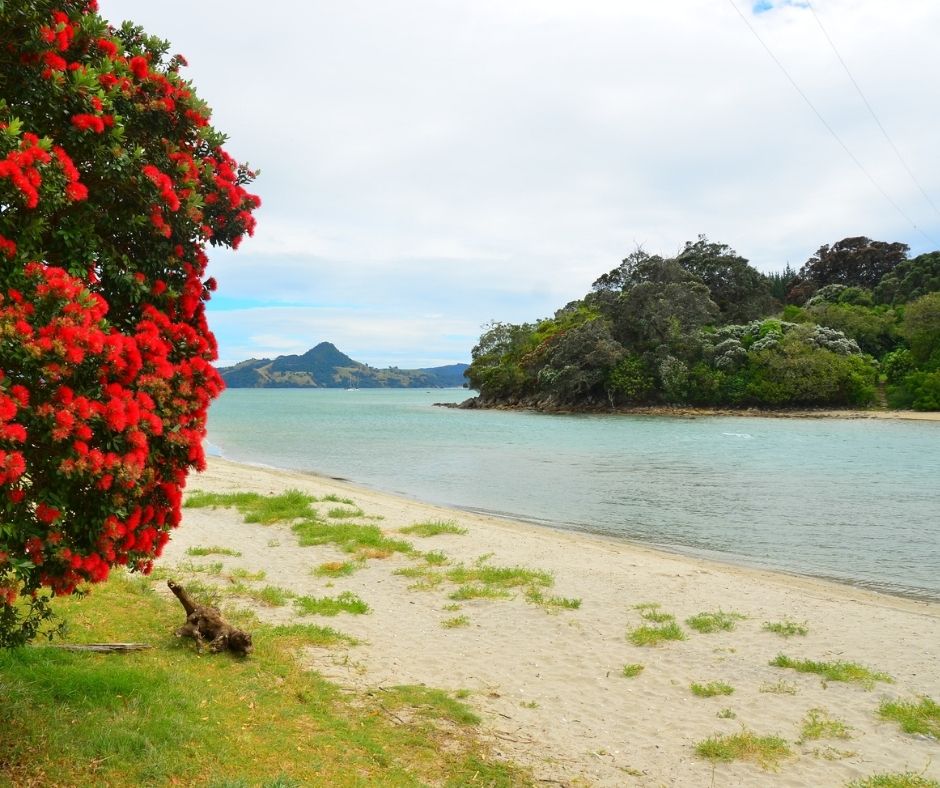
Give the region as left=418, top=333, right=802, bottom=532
left=725, top=0, right=936, bottom=246
left=806, top=0, right=940, bottom=224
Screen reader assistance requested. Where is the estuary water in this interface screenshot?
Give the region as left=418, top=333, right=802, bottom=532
left=206, top=388, right=940, bottom=600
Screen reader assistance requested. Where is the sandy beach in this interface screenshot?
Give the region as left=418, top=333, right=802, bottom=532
left=158, top=456, right=940, bottom=787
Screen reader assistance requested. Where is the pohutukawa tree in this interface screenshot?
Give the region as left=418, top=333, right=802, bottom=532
left=0, top=0, right=259, bottom=645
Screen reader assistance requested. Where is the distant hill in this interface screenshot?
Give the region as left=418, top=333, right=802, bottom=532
left=218, top=342, right=469, bottom=388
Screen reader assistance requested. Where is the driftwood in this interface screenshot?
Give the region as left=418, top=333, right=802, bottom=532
left=168, top=580, right=253, bottom=656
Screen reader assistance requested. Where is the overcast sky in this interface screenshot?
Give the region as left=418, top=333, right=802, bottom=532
left=108, top=0, right=940, bottom=368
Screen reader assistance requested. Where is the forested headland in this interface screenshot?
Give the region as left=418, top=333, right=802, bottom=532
left=464, top=236, right=940, bottom=411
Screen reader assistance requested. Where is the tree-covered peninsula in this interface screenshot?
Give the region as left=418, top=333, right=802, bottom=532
left=465, top=236, right=940, bottom=411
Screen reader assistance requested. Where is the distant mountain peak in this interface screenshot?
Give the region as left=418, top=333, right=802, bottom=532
left=218, top=343, right=468, bottom=389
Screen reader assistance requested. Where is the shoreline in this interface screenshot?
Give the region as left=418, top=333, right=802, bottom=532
left=448, top=397, right=940, bottom=421
left=204, top=450, right=940, bottom=605
left=164, top=456, right=940, bottom=786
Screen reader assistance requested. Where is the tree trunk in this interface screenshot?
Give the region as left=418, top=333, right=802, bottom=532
left=168, top=580, right=253, bottom=656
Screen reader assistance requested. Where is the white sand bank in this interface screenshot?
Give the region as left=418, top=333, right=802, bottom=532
left=158, top=457, right=940, bottom=787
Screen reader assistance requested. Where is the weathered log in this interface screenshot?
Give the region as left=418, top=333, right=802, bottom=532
left=168, top=580, right=253, bottom=656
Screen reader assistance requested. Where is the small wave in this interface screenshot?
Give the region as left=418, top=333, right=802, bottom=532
left=721, top=432, right=753, bottom=439
left=203, top=439, right=224, bottom=457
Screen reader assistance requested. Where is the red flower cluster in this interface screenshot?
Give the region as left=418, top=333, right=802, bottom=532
left=0, top=0, right=259, bottom=629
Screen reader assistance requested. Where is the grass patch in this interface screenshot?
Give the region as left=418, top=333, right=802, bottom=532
left=185, top=489, right=319, bottom=524
left=760, top=679, right=798, bottom=695
left=293, top=592, right=370, bottom=617
left=686, top=610, right=746, bottom=633
left=770, top=654, right=892, bottom=688
left=399, top=520, right=467, bottom=537
left=422, top=550, right=448, bottom=566
left=524, top=588, right=581, bottom=609
left=319, top=494, right=355, bottom=505
left=394, top=566, right=445, bottom=591
left=445, top=563, right=552, bottom=589
left=695, top=730, right=791, bottom=769
left=449, top=585, right=511, bottom=601
left=847, top=773, right=940, bottom=788
left=381, top=685, right=481, bottom=726
left=717, top=708, right=736, bottom=719
left=690, top=681, right=734, bottom=698
left=762, top=619, right=808, bottom=638
left=632, top=601, right=661, bottom=611
left=878, top=697, right=940, bottom=738
left=186, top=546, right=242, bottom=557
left=442, top=615, right=470, bottom=629
left=326, top=506, right=365, bottom=519
left=229, top=584, right=294, bottom=607
left=627, top=621, right=686, bottom=647
left=230, top=567, right=266, bottom=581
left=313, top=560, right=362, bottom=578
left=621, top=663, right=644, bottom=678
left=0, top=573, right=528, bottom=786
left=292, top=520, right=413, bottom=558
left=798, top=707, right=852, bottom=743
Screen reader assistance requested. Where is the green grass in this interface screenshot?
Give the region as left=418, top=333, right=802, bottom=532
left=445, top=563, right=552, bottom=589
left=442, top=615, right=470, bottom=629
left=230, top=567, right=267, bottom=581
left=878, top=697, right=940, bottom=738
left=293, top=591, right=370, bottom=617
left=381, top=685, right=481, bottom=726
left=448, top=585, right=511, bottom=601
left=186, top=546, right=242, bottom=557
left=847, top=773, right=940, bottom=788
left=686, top=610, right=746, bottom=633
left=621, top=663, right=644, bottom=678
left=694, top=730, right=791, bottom=769
left=627, top=621, right=686, bottom=647
left=394, top=566, right=445, bottom=591
left=313, top=560, right=362, bottom=578
left=326, top=506, right=365, bottom=519
left=399, top=520, right=467, bottom=537
left=292, top=520, right=413, bottom=558
left=524, top=588, right=581, bottom=609
left=229, top=584, right=295, bottom=607
left=717, top=708, right=736, bottom=719
left=640, top=609, right=675, bottom=623
left=318, top=494, right=355, bottom=505
left=798, top=708, right=852, bottom=743
left=762, top=619, right=808, bottom=638
left=185, top=489, right=319, bottom=524
left=690, top=681, right=734, bottom=698
left=0, top=573, right=528, bottom=786
left=422, top=550, right=449, bottom=566
left=770, top=654, right=892, bottom=688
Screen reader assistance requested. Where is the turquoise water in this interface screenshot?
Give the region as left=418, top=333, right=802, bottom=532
left=206, top=389, right=940, bottom=600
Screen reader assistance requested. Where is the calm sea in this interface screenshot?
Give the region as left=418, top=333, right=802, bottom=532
left=205, top=388, right=940, bottom=600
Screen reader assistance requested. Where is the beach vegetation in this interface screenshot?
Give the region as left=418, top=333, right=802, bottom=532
left=393, top=566, right=446, bottom=590
left=292, top=520, right=414, bottom=557
left=694, top=730, right=792, bottom=769
left=293, top=591, right=370, bottom=617
left=759, top=680, right=798, bottom=695
left=763, top=619, right=809, bottom=637
left=847, top=773, right=940, bottom=788
left=318, top=494, right=356, bottom=505
left=314, top=560, right=362, bottom=578
left=633, top=602, right=662, bottom=611
left=0, top=573, right=529, bottom=784
left=326, top=506, right=365, bottom=519
left=186, top=546, right=243, bottom=558
left=622, top=663, right=644, bottom=678
left=525, top=589, right=582, bottom=609
left=443, top=603, right=462, bottom=612
left=178, top=560, right=224, bottom=576
left=717, top=708, right=737, bottom=719
left=442, top=615, right=470, bottom=629
left=640, top=608, right=675, bottom=623
left=878, top=697, right=940, bottom=738
left=770, top=654, right=891, bottom=687
left=798, top=708, right=852, bottom=743
left=186, top=489, right=319, bottom=524
left=400, top=520, right=468, bottom=537
left=446, top=563, right=552, bottom=589
left=422, top=550, right=449, bottom=566
left=230, top=568, right=267, bottom=581
left=449, top=584, right=511, bottom=601
left=686, top=610, right=746, bottom=633
left=691, top=681, right=734, bottom=698
left=628, top=621, right=686, bottom=647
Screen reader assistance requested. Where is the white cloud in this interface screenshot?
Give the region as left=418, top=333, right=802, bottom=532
left=110, top=0, right=940, bottom=364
